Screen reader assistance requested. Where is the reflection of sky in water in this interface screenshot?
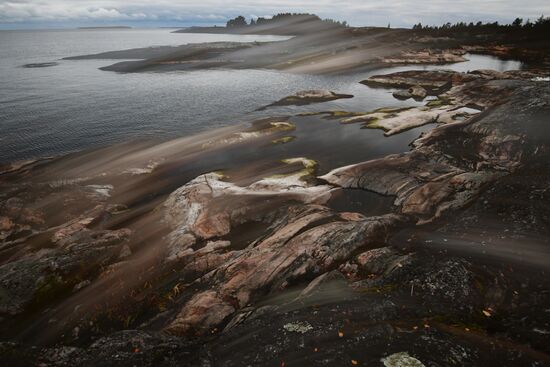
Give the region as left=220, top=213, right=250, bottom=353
left=0, top=27, right=525, bottom=163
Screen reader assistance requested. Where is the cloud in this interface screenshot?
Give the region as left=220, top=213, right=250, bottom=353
left=0, top=0, right=548, bottom=27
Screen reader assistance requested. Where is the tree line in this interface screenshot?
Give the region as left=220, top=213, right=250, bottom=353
left=412, top=15, right=550, bottom=35
left=226, top=13, right=348, bottom=28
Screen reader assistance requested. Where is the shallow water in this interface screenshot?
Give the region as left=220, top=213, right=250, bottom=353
left=0, top=29, right=525, bottom=163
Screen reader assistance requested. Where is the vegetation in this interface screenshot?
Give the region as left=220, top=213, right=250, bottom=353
left=226, top=15, right=247, bottom=28
left=226, top=13, right=348, bottom=29
left=412, top=15, right=550, bottom=37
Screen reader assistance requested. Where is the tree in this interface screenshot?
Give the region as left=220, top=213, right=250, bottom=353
left=512, top=17, right=523, bottom=27
left=226, top=15, right=247, bottom=28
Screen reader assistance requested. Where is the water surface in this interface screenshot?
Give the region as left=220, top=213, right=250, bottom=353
left=0, top=29, right=524, bottom=163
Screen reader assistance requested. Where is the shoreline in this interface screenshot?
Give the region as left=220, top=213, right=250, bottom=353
left=1, top=24, right=550, bottom=366
left=62, top=25, right=550, bottom=74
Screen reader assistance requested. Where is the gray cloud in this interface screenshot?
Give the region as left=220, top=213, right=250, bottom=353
left=0, top=0, right=548, bottom=28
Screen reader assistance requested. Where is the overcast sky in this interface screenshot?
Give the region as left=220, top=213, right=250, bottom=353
left=1, top=0, right=548, bottom=29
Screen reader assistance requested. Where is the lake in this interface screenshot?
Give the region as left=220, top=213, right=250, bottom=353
left=0, top=28, right=524, bottom=163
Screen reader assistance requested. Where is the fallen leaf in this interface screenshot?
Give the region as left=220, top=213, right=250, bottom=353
left=482, top=309, right=492, bottom=317
left=351, top=359, right=359, bottom=365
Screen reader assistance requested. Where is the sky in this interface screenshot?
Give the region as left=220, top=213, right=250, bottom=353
left=0, top=0, right=548, bottom=29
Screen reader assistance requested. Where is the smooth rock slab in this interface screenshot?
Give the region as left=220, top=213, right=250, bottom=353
left=258, top=89, right=353, bottom=110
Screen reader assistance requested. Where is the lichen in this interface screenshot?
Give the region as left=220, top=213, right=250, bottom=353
left=269, top=122, right=296, bottom=132
left=373, top=106, right=415, bottom=114
left=267, top=157, right=318, bottom=182
left=382, top=352, right=426, bottom=367
left=34, top=274, right=71, bottom=306
left=426, top=97, right=451, bottom=108
left=283, top=321, right=313, bottom=334
left=272, top=136, right=296, bottom=144
left=361, top=118, right=387, bottom=131
left=282, top=157, right=317, bottom=170
left=298, top=110, right=367, bottom=119
left=359, top=284, right=398, bottom=293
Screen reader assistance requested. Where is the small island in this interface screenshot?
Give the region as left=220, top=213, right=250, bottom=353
left=78, top=26, right=132, bottom=29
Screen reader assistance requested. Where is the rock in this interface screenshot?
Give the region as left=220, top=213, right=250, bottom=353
left=392, top=90, right=412, bottom=100
left=298, top=270, right=349, bottom=300
left=363, top=69, right=478, bottom=93
left=165, top=290, right=235, bottom=335
left=382, top=352, right=426, bottom=367
left=322, top=78, right=549, bottom=224
left=165, top=200, right=404, bottom=334
left=198, top=240, right=231, bottom=253
left=22, top=62, right=59, bottom=68
left=377, top=50, right=467, bottom=66
left=165, top=233, right=196, bottom=261
left=341, top=105, right=478, bottom=136
left=470, top=69, right=509, bottom=80
left=73, top=280, right=91, bottom=292
left=271, top=136, right=295, bottom=144
left=119, top=245, right=132, bottom=259
left=0, top=257, right=52, bottom=315
left=413, top=259, right=475, bottom=301
left=408, top=85, right=427, bottom=100
left=393, top=85, right=428, bottom=101
left=51, top=218, right=95, bottom=245
left=202, top=117, right=296, bottom=147
left=163, top=159, right=332, bottom=245
left=258, top=90, right=353, bottom=110
left=295, top=90, right=339, bottom=99
left=0, top=216, right=14, bottom=231
left=0, top=226, right=131, bottom=315
left=355, top=247, right=414, bottom=276
left=0, top=330, right=199, bottom=366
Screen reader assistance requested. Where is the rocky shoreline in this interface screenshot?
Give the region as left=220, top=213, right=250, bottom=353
left=63, top=26, right=550, bottom=74
left=2, top=30, right=550, bottom=366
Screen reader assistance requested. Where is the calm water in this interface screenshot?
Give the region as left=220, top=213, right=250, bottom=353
left=0, top=29, right=524, bottom=163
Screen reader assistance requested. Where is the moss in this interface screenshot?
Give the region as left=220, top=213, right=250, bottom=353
left=297, top=110, right=367, bottom=119
left=426, top=97, right=451, bottom=108
left=272, top=136, right=296, bottom=145
left=34, top=274, right=71, bottom=306
left=372, top=106, right=414, bottom=114
left=431, top=314, right=487, bottom=333
left=473, top=278, right=489, bottom=297
left=360, top=117, right=389, bottom=131
left=212, top=171, right=228, bottom=180
left=328, top=110, right=366, bottom=118
left=268, top=157, right=318, bottom=181
left=282, top=157, right=317, bottom=170
left=268, top=121, right=296, bottom=132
